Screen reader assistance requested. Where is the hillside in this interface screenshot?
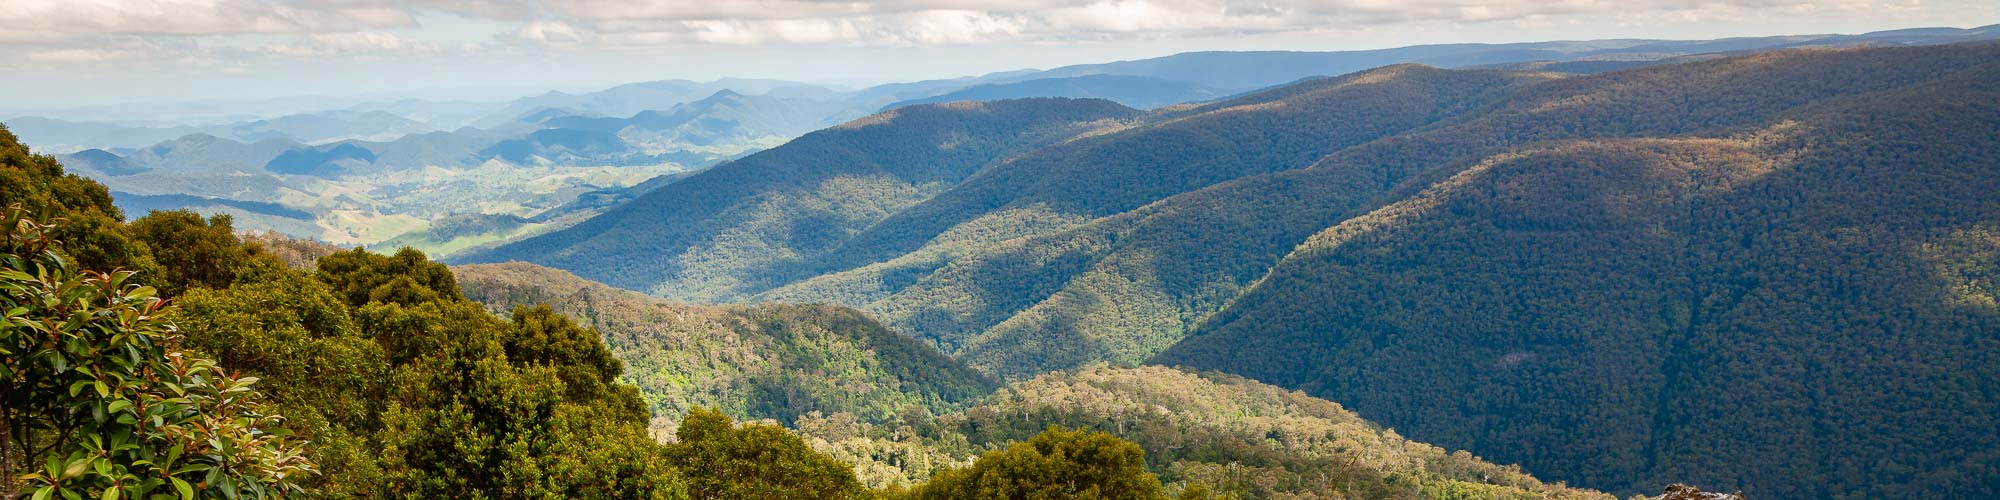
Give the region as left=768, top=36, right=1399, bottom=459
left=768, top=64, right=1551, bottom=378
left=453, top=262, right=997, bottom=426
left=1156, top=45, right=2000, bottom=497
left=459, top=98, right=1141, bottom=299
left=1004, top=24, right=2000, bottom=92
left=801, top=365, right=1611, bottom=498
left=477, top=43, right=2000, bottom=497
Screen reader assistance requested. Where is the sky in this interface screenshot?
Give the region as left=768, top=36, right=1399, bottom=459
left=2, top=0, right=1996, bottom=109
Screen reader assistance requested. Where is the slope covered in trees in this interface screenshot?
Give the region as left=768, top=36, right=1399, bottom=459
left=1157, top=45, right=2000, bottom=497
left=455, top=44, right=2000, bottom=497
left=460, top=98, right=1140, bottom=300
left=767, top=64, right=1554, bottom=378
left=1, top=126, right=686, bottom=496
left=2, top=129, right=902, bottom=498
left=2, top=124, right=1613, bottom=498
left=799, top=365, right=1611, bottom=499
left=454, top=261, right=997, bottom=426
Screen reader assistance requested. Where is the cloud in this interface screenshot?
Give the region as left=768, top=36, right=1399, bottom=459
left=503, top=0, right=1912, bottom=49
left=0, top=0, right=440, bottom=67
left=262, top=31, right=438, bottom=56
left=0, top=0, right=1956, bottom=67
left=0, top=0, right=413, bottom=38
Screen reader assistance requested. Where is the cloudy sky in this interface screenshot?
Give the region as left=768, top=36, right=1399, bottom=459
left=3, top=0, right=1995, bottom=108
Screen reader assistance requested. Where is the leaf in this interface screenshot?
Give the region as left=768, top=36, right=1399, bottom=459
left=99, top=486, right=119, bottom=500
left=171, top=478, right=192, bottom=500
left=61, top=457, right=89, bottom=480
left=31, top=487, right=53, bottom=500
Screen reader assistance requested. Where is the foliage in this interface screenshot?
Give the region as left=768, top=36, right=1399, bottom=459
left=174, top=247, right=689, bottom=498
left=908, top=426, right=1165, bottom=500
left=800, top=365, right=1607, bottom=499
left=454, top=262, right=996, bottom=427
left=0, top=126, right=157, bottom=279
left=0, top=209, right=314, bottom=499
left=127, top=210, right=285, bottom=296
left=236, top=231, right=344, bottom=271
left=663, top=407, right=868, bottom=499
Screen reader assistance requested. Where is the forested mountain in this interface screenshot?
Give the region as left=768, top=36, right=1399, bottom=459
left=1156, top=45, right=2000, bottom=497
left=24, top=26, right=1997, bottom=256
left=802, top=364, right=1611, bottom=498
left=454, top=262, right=996, bottom=426
left=0, top=125, right=1612, bottom=498
left=1004, top=23, right=2000, bottom=92
left=460, top=98, right=1141, bottom=299
left=19, top=86, right=864, bottom=248
left=464, top=43, right=2000, bottom=497
left=766, top=64, right=1552, bottom=378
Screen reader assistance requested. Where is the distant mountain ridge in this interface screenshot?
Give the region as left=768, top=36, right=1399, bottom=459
left=21, top=25, right=2000, bottom=249
left=462, top=43, right=2000, bottom=497
left=453, top=261, right=997, bottom=426
left=883, top=75, right=1223, bottom=111
left=459, top=98, right=1142, bottom=299
left=997, top=23, right=2000, bottom=92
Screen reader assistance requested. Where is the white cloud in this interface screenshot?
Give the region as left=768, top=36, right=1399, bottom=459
left=502, top=0, right=1919, bottom=49
left=263, top=31, right=437, bottom=56
left=0, top=0, right=1967, bottom=66
left=0, top=0, right=411, bottom=38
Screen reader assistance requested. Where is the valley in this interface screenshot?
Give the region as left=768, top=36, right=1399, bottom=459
left=4, top=17, right=1998, bottom=499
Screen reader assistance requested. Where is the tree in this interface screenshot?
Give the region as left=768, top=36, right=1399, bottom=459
left=0, top=126, right=156, bottom=279
left=664, top=407, right=868, bottom=499
left=0, top=208, right=314, bottom=498
left=911, top=426, right=1166, bottom=500
left=127, top=210, right=284, bottom=297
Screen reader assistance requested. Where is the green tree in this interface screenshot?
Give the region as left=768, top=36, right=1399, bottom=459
left=0, top=126, right=156, bottom=279
left=912, top=426, right=1165, bottom=500
left=665, top=407, right=868, bottom=499
left=127, top=209, right=283, bottom=297
left=0, top=209, right=314, bottom=498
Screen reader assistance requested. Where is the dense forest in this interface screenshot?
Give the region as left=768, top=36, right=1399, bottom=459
left=1156, top=45, right=2000, bottom=497
left=1, top=126, right=1615, bottom=498
left=453, top=262, right=996, bottom=427
left=457, top=43, right=2000, bottom=497
left=462, top=98, right=1140, bottom=300
left=802, top=365, right=1613, bottom=499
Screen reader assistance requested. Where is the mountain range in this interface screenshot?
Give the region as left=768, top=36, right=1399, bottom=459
left=461, top=42, right=2000, bottom=497
left=8, top=25, right=2000, bottom=497
left=10, top=24, right=1996, bottom=255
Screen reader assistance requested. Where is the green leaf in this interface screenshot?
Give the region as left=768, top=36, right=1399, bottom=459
left=31, top=487, right=53, bottom=500
left=99, top=486, right=119, bottom=500
left=171, top=478, right=192, bottom=500
left=61, top=457, right=90, bottom=479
